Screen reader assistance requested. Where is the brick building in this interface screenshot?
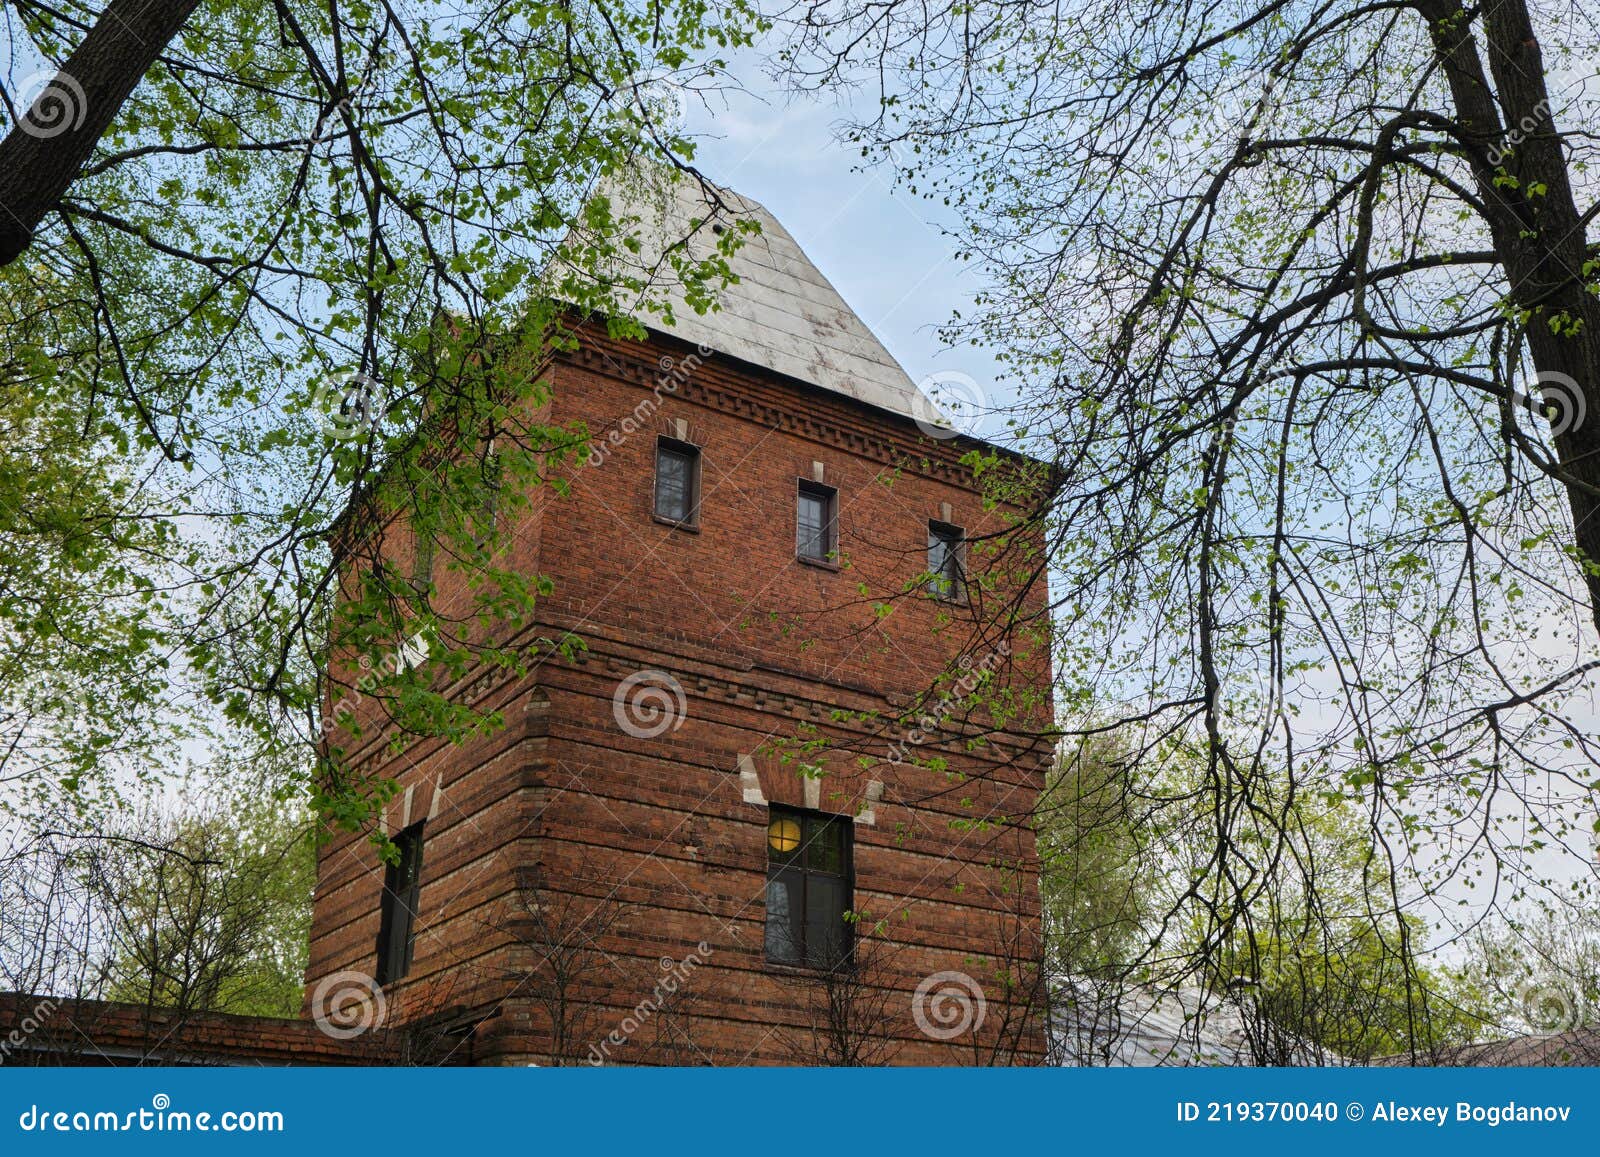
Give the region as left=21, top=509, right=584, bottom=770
left=307, top=176, right=1057, bottom=1065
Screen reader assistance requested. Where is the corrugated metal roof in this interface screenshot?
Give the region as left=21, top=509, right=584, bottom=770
left=573, top=170, right=933, bottom=425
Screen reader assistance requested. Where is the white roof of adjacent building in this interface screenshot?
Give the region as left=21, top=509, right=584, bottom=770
left=566, top=170, right=941, bottom=427
left=1053, top=980, right=1338, bottom=1066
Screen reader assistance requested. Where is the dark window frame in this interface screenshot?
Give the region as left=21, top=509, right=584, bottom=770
left=764, top=806, right=854, bottom=970
left=411, top=524, right=435, bottom=594
left=795, top=480, right=839, bottom=565
left=927, top=519, right=967, bottom=602
left=653, top=436, right=702, bottom=527
left=473, top=443, right=502, bottom=549
left=375, top=822, right=425, bottom=986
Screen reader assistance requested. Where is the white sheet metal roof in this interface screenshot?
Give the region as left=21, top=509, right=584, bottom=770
left=1053, top=980, right=1338, bottom=1066
left=572, top=170, right=935, bottom=425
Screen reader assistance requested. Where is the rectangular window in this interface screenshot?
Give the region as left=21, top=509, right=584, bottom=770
left=376, top=822, right=425, bottom=985
left=654, top=438, right=700, bottom=525
left=765, top=808, right=852, bottom=969
left=412, top=525, right=434, bottom=594
left=474, top=442, right=501, bottom=548
left=927, top=520, right=965, bottom=601
left=796, top=481, right=838, bottom=563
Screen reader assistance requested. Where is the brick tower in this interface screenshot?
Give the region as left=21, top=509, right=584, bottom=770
left=307, top=176, right=1056, bottom=1065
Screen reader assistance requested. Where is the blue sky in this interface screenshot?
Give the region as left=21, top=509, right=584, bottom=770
left=678, top=59, right=1011, bottom=419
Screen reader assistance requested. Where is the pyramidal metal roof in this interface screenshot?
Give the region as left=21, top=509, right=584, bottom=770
left=576, top=171, right=934, bottom=425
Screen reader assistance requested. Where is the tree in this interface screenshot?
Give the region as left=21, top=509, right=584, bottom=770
left=777, top=0, right=1600, bottom=1025
left=1037, top=736, right=1151, bottom=986
left=0, top=749, right=316, bottom=1069
left=775, top=932, right=905, bottom=1066
left=2, top=2, right=764, bottom=829
left=0, top=277, right=182, bottom=818
left=493, top=863, right=642, bottom=1066
left=89, top=773, right=315, bottom=1020
left=1037, top=735, right=1487, bottom=1063
left=1470, top=903, right=1600, bottom=1040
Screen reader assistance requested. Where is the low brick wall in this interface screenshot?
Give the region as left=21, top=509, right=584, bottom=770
left=0, top=993, right=389, bottom=1066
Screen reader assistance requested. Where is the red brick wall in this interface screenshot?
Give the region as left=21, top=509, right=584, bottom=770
left=0, top=994, right=388, bottom=1065
left=308, top=323, right=1055, bottom=1065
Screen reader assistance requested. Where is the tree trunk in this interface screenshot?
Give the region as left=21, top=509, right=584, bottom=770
left=1422, top=0, right=1600, bottom=635
left=0, top=0, right=201, bottom=267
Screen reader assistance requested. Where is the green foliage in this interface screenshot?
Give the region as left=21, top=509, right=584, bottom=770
left=1036, top=735, right=1150, bottom=982
left=95, top=760, right=315, bottom=1019
left=1, top=0, right=765, bottom=832
left=779, top=0, right=1600, bottom=1025
left=0, top=276, right=184, bottom=815
left=1040, top=734, right=1489, bottom=1060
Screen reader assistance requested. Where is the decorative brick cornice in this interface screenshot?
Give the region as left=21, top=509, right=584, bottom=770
left=560, top=335, right=1011, bottom=493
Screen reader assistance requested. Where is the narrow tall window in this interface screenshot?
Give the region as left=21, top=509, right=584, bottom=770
left=654, top=437, right=700, bottom=525
left=474, top=441, right=502, bottom=548
left=928, top=520, right=966, bottom=601
left=376, top=822, right=425, bottom=985
left=796, top=481, right=838, bottom=563
left=765, top=808, right=852, bottom=969
left=412, top=525, right=434, bottom=593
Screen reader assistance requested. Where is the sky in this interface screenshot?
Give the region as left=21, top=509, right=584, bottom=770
left=669, top=56, right=1600, bottom=931
left=672, top=51, right=1012, bottom=429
